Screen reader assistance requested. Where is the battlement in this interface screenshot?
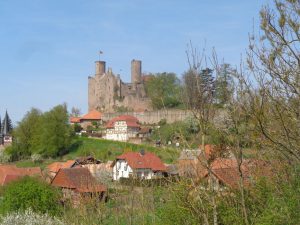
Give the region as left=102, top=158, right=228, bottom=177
left=88, top=59, right=152, bottom=113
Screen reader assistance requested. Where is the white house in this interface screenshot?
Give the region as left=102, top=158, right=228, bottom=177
left=105, top=115, right=140, bottom=141
left=112, top=151, right=166, bottom=181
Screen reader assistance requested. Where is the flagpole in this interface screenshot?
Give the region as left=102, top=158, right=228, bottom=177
left=99, top=50, right=103, bottom=61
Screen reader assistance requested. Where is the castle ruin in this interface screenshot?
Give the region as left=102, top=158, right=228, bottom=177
left=88, top=59, right=152, bottom=112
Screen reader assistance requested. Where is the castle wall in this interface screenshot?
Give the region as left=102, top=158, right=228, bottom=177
left=101, top=109, right=192, bottom=124
left=88, top=59, right=152, bottom=113
left=88, top=77, right=96, bottom=112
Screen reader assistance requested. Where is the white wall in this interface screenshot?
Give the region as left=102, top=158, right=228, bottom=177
left=105, top=121, right=139, bottom=142
left=113, top=159, right=156, bottom=180
left=113, top=160, right=133, bottom=180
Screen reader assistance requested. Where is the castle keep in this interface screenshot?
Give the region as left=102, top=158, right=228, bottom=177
left=88, top=60, right=152, bottom=112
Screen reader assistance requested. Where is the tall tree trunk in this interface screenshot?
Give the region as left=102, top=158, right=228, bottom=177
left=202, top=132, right=205, bottom=151
left=212, top=194, right=218, bottom=225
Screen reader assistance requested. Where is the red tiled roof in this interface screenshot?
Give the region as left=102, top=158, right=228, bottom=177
left=106, top=115, right=140, bottom=128
left=51, top=167, right=106, bottom=193
left=207, top=158, right=272, bottom=188
left=2, top=174, right=21, bottom=185
left=210, top=158, right=239, bottom=170
left=81, top=110, right=102, bottom=120
left=70, top=117, right=81, bottom=123
left=0, top=165, right=43, bottom=186
left=47, top=160, right=76, bottom=173
left=116, top=151, right=166, bottom=171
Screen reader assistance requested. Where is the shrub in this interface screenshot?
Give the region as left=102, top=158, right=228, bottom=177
left=73, top=123, right=83, bottom=133
left=158, top=119, right=167, bottom=126
left=0, top=209, right=65, bottom=225
left=0, top=176, right=62, bottom=216
left=0, top=150, right=11, bottom=163
left=31, top=153, right=43, bottom=163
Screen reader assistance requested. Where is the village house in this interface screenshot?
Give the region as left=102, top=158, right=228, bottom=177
left=51, top=167, right=107, bottom=205
left=70, top=117, right=81, bottom=124
left=0, top=164, right=42, bottom=186
left=75, top=156, right=101, bottom=176
left=112, top=150, right=166, bottom=180
left=74, top=156, right=113, bottom=181
left=177, top=144, right=234, bottom=179
left=105, top=115, right=140, bottom=142
left=205, top=158, right=272, bottom=190
left=46, top=160, right=76, bottom=179
left=69, top=109, right=102, bottom=130
left=177, top=149, right=206, bottom=178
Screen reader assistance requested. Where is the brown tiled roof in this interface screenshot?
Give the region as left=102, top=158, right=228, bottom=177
left=177, top=152, right=207, bottom=178
left=81, top=110, right=102, bottom=120
left=0, top=165, right=42, bottom=186
left=51, top=167, right=106, bottom=193
left=177, top=154, right=273, bottom=188
left=47, top=160, right=76, bottom=173
left=70, top=117, right=81, bottom=123
left=106, top=115, right=140, bottom=128
left=208, top=158, right=272, bottom=188
left=116, top=151, right=166, bottom=171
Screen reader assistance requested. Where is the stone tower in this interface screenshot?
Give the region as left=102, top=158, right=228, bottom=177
left=95, top=61, right=106, bottom=75
left=88, top=59, right=152, bottom=112
left=131, top=59, right=142, bottom=84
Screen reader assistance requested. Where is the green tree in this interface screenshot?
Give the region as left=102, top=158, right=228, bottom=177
left=70, top=106, right=81, bottom=117
left=183, top=66, right=216, bottom=150
left=0, top=176, right=62, bottom=216
left=73, top=123, right=83, bottom=133
left=215, top=63, right=235, bottom=107
left=145, top=72, right=182, bottom=109
left=33, top=104, right=73, bottom=157
left=11, top=108, right=42, bottom=159
left=11, top=104, right=74, bottom=159
left=247, top=0, right=300, bottom=162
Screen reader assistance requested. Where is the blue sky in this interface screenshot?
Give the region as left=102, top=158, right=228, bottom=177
left=0, top=0, right=270, bottom=123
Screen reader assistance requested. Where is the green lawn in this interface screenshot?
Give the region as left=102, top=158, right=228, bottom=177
left=14, top=137, right=179, bottom=169
left=63, top=137, right=179, bottom=164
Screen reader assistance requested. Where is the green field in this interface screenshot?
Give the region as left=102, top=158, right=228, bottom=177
left=64, top=137, right=179, bottom=163
left=15, top=137, right=179, bottom=168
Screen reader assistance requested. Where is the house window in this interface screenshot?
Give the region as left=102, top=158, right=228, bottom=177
left=124, top=164, right=128, bottom=171
left=137, top=172, right=142, bottom=178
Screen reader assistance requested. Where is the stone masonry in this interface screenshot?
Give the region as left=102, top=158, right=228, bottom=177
left=88, top=59, right=152, bottom=112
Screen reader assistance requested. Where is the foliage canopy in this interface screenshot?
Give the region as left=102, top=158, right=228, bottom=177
left=0, top=176, right=62, bottom=216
